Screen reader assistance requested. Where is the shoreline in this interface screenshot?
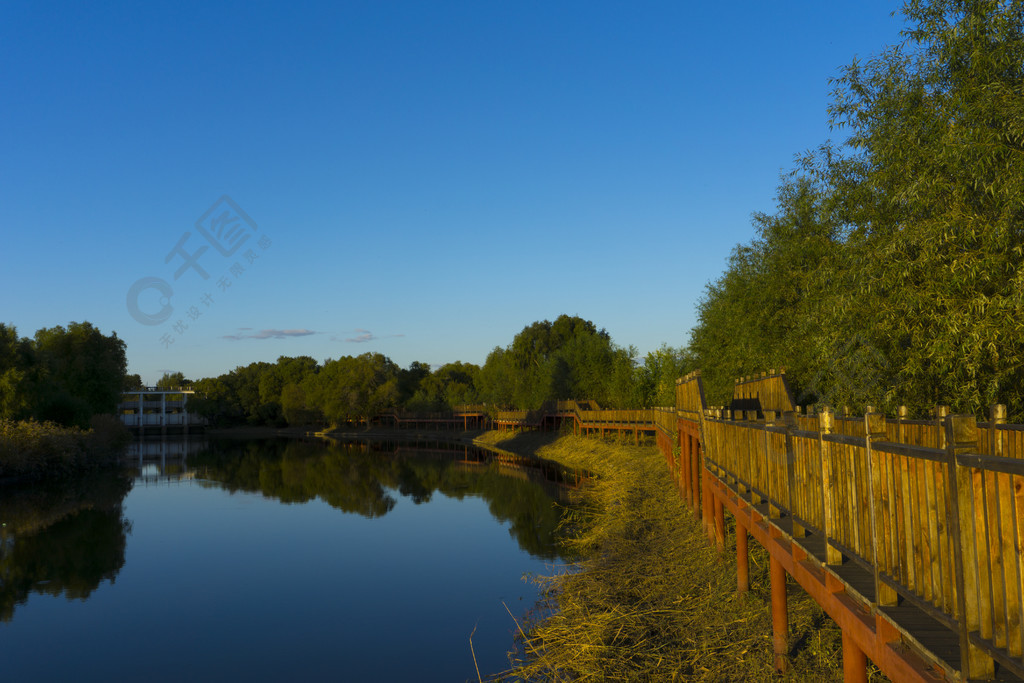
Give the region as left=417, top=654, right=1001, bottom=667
left=470, top=431, right=854, bottom=681
left=204, top=424, right=493, bottom=443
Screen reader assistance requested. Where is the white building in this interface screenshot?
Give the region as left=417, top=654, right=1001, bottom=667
left=119, top=388, right=207, bottom=430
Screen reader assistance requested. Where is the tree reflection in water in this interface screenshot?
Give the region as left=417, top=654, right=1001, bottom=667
left=0, top=471, right=133, bottom=621
left=191, top=438, right=582, bottom=560
left=0, top=438, right=582, bottom=625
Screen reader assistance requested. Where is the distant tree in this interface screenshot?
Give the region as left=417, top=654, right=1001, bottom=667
left=478, top=315, right=635, bottom=409
left=281, top=382, right=321, bottom=426
left=122, top=374, right=144, bottom=391
left=397, top=361, right=431, bottom=406
left=189, top=375, right=240, bottom=425
left=156, top=371, right=190, bottom=389
left=32, top=322, right=127, bottom=426
left=477, top=347, right=516, bottom=407
left=637, top=345, right=695, bottom=407
left=306, top=353, right=399, bottom=426
left=0, top=324, right=35, bottom=420
left=258, top=356, right=319, bottom=407
left=405, top=362, right=480, bottom=411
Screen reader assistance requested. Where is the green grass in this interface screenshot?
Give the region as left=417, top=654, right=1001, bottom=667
left=475, top=430, right=885, bottom=682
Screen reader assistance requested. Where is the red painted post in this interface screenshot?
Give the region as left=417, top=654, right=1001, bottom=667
left=770, top=555, right=789, bottom=672
left=737, top=522, right=749, bottom=592
left=842, top=631, right=867, bottom=683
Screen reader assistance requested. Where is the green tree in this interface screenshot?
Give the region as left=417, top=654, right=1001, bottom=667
left=397, top=361, right=432, bottom=407
left=31, top=322, right=127, bottom=426
left=307, top=353, right=399, bottom=426
left=281, top=382, right=320, bottom=425
left=637, top=344, right=694, bottom=407
left=156, top=371, right=190, bottom=389
left=819, top=0, right=1024, bottom=416
left=406, top=361, right=480, bottom=411
left=478, top=316, right=636, bottom=409
left=0, top=324, right=35, bottom=420
left=688, top=1, right=1024, bottom=417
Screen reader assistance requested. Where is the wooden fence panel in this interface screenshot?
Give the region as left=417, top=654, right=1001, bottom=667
left=791, top=431, right=824, bottom=531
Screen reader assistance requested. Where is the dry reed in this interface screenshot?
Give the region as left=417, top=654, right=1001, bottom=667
left=475, top=431, right=886, bottom=682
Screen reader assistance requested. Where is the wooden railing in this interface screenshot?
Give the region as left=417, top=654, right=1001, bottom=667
left=698, top=406, right=1024, bottom=680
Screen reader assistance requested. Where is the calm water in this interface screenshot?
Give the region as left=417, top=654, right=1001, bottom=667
left=0, top=437, right=580, bottom=682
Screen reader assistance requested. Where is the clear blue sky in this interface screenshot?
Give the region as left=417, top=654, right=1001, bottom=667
left=1, top=1, right=906, bottom=384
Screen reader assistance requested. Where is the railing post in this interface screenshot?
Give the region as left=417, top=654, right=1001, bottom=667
left=765, top=410, right=779, bottom=518
left=936, top=405, right=950, bottom=449
left=818, top=407, right=842, bottom=565
left=865, top=409, right=897, bottom=606
left=946, top=414, right=995, bottom=679
left=783, top=411, right=802, bottom=537
left=990, top=404, right=1006, bottom=457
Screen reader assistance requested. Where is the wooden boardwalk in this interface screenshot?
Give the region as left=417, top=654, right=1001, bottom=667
left=675, top=371, right=1024, bottom=682
left=442, top=372, right=1024, bottom=682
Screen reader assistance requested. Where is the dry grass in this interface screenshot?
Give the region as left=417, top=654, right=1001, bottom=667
left=0, top=416, right=129, bottom=482
left=476, top=430, right=884, bottom=682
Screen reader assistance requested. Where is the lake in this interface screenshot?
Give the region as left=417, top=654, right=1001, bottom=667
left=0, top=436, right=581, bottom=682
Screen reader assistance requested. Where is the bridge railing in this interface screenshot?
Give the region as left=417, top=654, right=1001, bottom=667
left=702, top=408, right=1024, bottom=679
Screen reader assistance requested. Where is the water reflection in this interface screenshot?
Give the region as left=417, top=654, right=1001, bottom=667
left=192, top=437, right=583, bottom=559
left=1, top=437, right=582, bottom=681
left=0, top=471, right=133, bottom=621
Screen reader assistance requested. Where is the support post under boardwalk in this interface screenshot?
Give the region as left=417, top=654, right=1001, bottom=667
left=736, top=522, right=749, bottom=592
left=770, top=555, right=788, bottom=672
left=842, top=631, right=867, bottom=683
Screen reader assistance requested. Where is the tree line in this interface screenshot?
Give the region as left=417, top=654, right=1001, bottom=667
left=688, top=0, right=1024, bottom=420
left=187, top=315, right=691, bottom=427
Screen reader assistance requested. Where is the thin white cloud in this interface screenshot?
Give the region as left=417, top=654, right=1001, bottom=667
left=223, top=328, right=317, bottom=341
left=330, top=329, right=405, bottom=343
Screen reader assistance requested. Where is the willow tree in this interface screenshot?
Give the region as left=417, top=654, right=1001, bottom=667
left=690, top=1, right=1024, bottom=417
left=823, top=0, right=1024, bottom=417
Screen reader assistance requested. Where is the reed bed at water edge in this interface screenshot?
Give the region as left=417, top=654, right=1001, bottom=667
left=474, top=431, right=887, bottom=682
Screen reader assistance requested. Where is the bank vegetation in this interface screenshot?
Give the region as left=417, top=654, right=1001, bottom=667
left=476, top=431, right=884, bottom=682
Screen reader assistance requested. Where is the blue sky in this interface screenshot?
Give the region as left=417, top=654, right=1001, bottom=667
left=1, top=1, right=906, bottom=384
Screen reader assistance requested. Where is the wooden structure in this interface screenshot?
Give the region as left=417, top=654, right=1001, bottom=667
left=665, top=373, right=1024, bottom=682
left=373, top=405, right=489, bottom=431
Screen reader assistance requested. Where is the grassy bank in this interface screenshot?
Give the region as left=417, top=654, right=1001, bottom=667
left=0, top=417, right=130, bottom=483
left=475, top=430, right=881, bottom=682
